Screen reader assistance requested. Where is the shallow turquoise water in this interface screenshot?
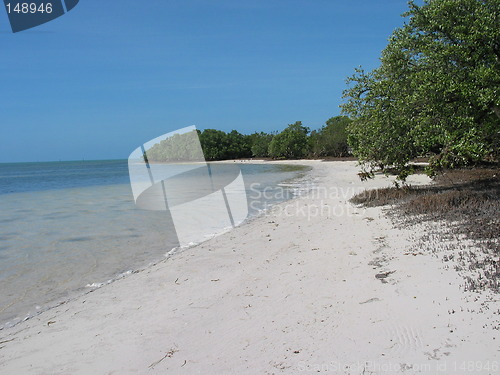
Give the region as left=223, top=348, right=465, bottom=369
left=0, top=160, right=307, bottom=328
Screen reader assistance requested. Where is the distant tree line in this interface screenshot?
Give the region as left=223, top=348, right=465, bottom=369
left=144, top=116, right=351, bottom=162
left=200, top=116, right=351, bottom=160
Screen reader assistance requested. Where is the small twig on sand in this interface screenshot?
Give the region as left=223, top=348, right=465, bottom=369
left=0, top=338, right=16, bottom=345
left=148, top=347, right=178, bottom=369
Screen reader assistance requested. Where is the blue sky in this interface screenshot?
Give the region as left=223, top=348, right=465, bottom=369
left=1, top=0, right=411, bottom=162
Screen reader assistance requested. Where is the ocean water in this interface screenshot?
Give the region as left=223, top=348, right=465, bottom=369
left=0, top=160, right=309, bottom=329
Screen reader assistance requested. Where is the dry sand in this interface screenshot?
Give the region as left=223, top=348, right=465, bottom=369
left=0, top=161, right=497, bottom=374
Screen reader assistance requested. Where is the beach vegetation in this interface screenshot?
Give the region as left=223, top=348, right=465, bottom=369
left=144, top=117, right=352, bottom=162
left=268, top=121, right=310, bottom=159
left=198, top=129, right=252, bottom=161
left=341, top=0, right=500, bottom=180
left=309, top=116, right=351, bottom=158
left=249, top=132, right=275, bottom=158
left=351, top=168, right=499, bottom=292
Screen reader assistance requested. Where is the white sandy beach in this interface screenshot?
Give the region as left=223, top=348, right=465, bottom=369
left=0, top=160, right=497, bottom=374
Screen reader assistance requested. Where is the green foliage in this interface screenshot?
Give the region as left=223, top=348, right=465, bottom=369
left=198, top=129, right=227, bottom=160
left=249, top=132, right=274, bottom=157
left=144, top=117, right=356, bottom=162
left=342, top=0, right=500, bottom=178
left=199, top=129, right=252, bottom=161
left=309, top=116, right=351, bottom=157
left=269, top=121, right=310, bottom=159
left=225, top=130, right=253, bottom=159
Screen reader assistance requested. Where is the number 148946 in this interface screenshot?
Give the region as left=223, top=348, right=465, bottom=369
left=6, top=3, right=53, bottom=14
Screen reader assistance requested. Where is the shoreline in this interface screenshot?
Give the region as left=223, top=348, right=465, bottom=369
left=0, top=161, right=311, bottom=331
left=0, top=161, right=497, bottom=374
